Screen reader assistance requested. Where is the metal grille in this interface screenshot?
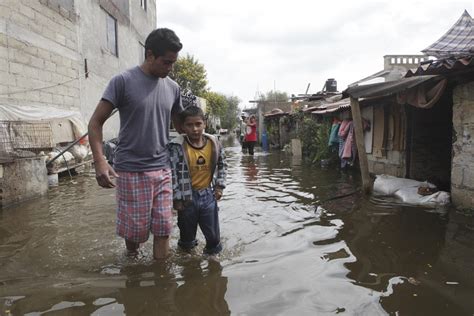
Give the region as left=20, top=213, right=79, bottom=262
left=0, top=121, right=54, bottom=158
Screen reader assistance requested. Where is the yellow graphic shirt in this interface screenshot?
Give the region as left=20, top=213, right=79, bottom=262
left=185, top=139, right=212, bottom=190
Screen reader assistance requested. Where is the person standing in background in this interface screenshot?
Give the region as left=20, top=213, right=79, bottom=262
left=244, top=115, right=257, bottom=155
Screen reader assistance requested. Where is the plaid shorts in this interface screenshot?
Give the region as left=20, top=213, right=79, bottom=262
left=116, top=169, right=173, bottom=243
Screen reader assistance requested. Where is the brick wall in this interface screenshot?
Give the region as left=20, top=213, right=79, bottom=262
left=0, top=0, right=157, bottom=140
left=451, top=81, right=474, bottom=209
left=0, top=0, right=81, bottom=110
left=0, top=157, right=48, bottom=207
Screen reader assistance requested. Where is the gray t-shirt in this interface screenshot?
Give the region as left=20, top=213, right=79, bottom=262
left=102, top=66, right=183, bottom=172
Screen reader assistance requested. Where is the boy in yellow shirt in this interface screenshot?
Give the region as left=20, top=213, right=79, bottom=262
left=169, top=106, right=227, bottom=255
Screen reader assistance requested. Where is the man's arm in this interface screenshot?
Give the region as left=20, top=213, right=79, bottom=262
left=172, top=111, right=183, bottom=134
left=88, top=100, right=118, bottom=188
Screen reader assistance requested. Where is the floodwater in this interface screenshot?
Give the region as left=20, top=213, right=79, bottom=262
left=1, top=135, right=473, bottom=315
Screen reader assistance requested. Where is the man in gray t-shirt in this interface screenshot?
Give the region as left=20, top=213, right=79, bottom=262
left=88, top=28, right=184, bottom=260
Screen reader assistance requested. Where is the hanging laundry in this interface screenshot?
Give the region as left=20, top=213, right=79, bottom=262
left=328, top=119, right=341, bottom=147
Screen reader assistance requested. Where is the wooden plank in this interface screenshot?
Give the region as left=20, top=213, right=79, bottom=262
left=350, top=97, right=372, bottom=194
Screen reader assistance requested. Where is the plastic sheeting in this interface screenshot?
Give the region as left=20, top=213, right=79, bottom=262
left=0, top=104, right=87, bottom=137
left=373, top=174, right=450, bottom=208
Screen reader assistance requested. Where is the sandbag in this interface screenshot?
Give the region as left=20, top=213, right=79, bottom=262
left=373, top=174, right=450, bottom=207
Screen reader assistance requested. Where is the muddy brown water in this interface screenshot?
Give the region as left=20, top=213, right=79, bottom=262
left=1, top=136, right=473, bottom=315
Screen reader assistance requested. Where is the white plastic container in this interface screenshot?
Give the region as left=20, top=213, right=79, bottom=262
left=48, top=173, right=59, bottom=187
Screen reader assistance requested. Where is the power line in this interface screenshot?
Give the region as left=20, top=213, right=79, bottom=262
left=0, top=71, right=90, bottom=97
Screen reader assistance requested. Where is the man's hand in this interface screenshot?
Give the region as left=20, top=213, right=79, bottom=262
left=214, top=188, right=223, bottom=200
left=94, top=159, right=118, bottom=188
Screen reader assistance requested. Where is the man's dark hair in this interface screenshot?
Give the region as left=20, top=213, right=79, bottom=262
left=145, top=28, right=182, bottom=58
left=180, top=105, right=205, bottom=123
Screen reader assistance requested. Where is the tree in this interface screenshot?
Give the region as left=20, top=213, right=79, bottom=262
left=220, top=95, right=240, bottom=129
left=170, top=54, right=208, bottom=96
left=202, top=91, right=226, bottom=117
left=258, top=90, right=289, bottom=102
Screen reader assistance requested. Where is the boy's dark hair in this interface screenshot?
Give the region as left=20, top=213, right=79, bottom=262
left=180, top=105, right=205, bottom=123
left=145, top=28, right=183, bottom=58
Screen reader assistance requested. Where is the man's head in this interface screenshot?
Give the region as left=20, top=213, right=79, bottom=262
left=180, top=106, right=206, bottom=141
left=144, top=28, right=183, bottom=78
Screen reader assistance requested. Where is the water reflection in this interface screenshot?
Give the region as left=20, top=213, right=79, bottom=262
left=174, top=260, right=230, bottom=315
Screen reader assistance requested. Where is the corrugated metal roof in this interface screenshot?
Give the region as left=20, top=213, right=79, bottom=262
left=405, top=55, right=474, bottom=77
left=422, top=10, right=474, bottom=58
left=263, top=108, right=289, bottom=118
left=310, top=98, right=351, bottom=115
left=344, top=75, right=440, bottom=99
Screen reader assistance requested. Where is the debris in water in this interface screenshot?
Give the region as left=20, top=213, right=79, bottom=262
left=407, top=277, right=421, bottom=285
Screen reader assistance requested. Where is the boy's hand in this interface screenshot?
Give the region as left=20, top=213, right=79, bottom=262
left=214, top=188, right=223, bottom=200
left=173, top=200, right=184, bottom=211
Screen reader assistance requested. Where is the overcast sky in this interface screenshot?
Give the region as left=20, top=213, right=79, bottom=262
left=156, top=0, right=474, bottom=108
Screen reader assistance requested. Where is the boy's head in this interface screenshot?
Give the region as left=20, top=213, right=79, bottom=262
left=180, top=106, right=206, bottom=141
left=144, top=28, right=183, bottom=78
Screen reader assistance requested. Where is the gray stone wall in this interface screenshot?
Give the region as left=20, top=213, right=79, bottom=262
left=368, top=150, right=406, bottom=178
left=0, top=0, right=81, bottom=110
left=76, top=0, right=157, bottom=140
left=0, top=0, right=157, bottom=206
left=0, top=0, right=157, bottom=140
left=451, top=81, right=474, bottom=210
left=0, top=157, right=48, bottom=207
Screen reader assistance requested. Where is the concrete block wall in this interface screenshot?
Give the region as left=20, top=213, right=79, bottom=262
left=367, top=152, right=405, bottom=178
left=0, top=157, right=48, bottom=207
left=0, top=0, right=157, bottom=140
left=451, top=81, right=474, bottom=209
left=0, top=0, right=81, bottom=110
left=0, top=0, right=157, bottom=207
left=76, top=0, right=157, bottom=140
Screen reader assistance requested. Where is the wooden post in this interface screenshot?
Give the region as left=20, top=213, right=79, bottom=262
left=350, top=97, right=372, bottom=194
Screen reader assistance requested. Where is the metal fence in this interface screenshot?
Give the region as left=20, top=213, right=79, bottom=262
left=0, top=121, right=54, bottom=159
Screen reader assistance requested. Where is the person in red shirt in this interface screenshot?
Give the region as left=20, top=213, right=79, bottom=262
left=244, top=115, right=257, bottom=155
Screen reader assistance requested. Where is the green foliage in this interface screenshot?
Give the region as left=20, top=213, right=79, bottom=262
left=258, top=90, right=289, bottom=102
left=298, top=117, right=333, bottom=164
left=220, top=95, right=240, bottom=130
left=170, top=54, right=208, bottom=96
left=313, top=120, right=333, bottom=163
left=298, top=117, right=318, bottom=161
left=206, top=126, right=216, bottom=134
left=168, top=53, right=239, bottom=130
left=202, top=91, right=226, bottom=117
